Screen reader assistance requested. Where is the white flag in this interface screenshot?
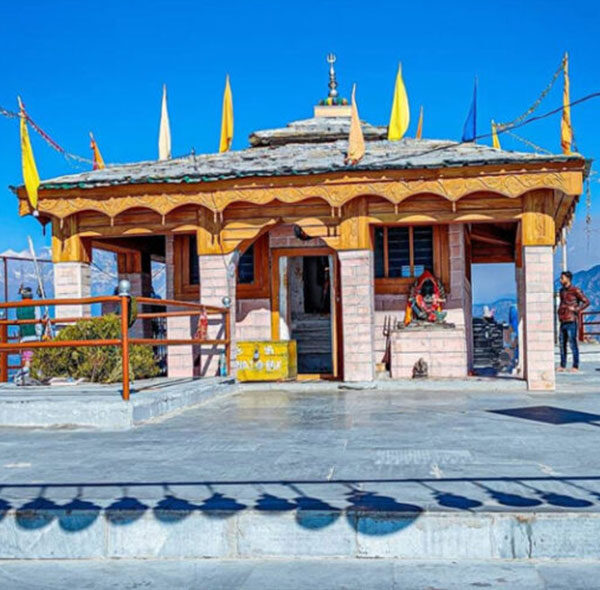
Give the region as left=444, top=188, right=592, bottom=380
left=158, top=84, right=171, bottom=160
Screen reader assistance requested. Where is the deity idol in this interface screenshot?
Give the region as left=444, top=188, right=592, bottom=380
left=404, top=270, right=447, bottom=325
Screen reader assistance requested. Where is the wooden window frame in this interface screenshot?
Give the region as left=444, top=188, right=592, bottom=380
left=373, top=224, right=449, bottom=295
left=236, top=234, right=270, bottom=300
left=173, top=234, right=200, bottom=301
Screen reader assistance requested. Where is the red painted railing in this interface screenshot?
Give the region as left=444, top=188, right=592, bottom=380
left=579, top=310, right=600, bottom=342
left=0, top=296, right=230, bottom=399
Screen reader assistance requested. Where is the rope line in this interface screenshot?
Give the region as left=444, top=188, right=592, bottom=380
left=496, top=55, right=566, bottom=131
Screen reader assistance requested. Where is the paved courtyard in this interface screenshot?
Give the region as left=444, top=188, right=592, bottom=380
left=0, top=346, right=599, bottom=587
left=0, top=347, right=599, bottom=511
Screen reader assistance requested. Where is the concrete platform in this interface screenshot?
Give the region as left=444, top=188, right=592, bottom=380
left=0, top=377, right=235, bottom=429
left=0, top=345, right=598, bottom=563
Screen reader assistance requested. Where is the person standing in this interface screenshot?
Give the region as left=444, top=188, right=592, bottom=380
left=557, top=271, right=589, bottom=373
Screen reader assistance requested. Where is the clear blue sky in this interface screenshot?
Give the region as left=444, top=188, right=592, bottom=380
left=0, top=0, right=598, bottom=301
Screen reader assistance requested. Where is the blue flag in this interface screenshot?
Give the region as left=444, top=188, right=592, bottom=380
left=461, top=78, right=477, bottom=142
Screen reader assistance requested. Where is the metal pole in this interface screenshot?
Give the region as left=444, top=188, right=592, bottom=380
left=561, top=227, right=568, bottom=272
left=0, top=312, right=7, bottom=382
left=224, top=309, right=231, bottom=375
left=2, top=257, right=8, bottom=304
left=120, top=295, right=130, bottom=401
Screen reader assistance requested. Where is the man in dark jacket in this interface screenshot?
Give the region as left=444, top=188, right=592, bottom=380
left=557, top=271, right=589, bottom=372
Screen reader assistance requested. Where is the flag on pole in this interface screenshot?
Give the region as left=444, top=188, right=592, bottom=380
left=561, top=52, right=572, bottom=154
left=461, top=78, right=477, bottom=142
left=89, top=132, right=105, bottom=170
left=491, top=120, right=501, bottom=149
left=387, top=63, right=410, bottom=141
left=158, top=84, right=171, bottom=160
left=219, top=75, right=234, bottom=153
left=18, top=97, right=40, bottom=212
left=346, top=84, right=365, bottom=165
left=415, top=105, right=424, bottom=139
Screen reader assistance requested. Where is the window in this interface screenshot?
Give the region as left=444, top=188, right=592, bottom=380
left=173, top=234, right=200, bottom=301
left=189, top=235, right=199, bottom=285
left=237, top=244, right=255, bottom=284
left=236, top=235, right=269, bottom=299
left=374, top=225, right=446, bottom=294
left=375, top=226, right=433, bottom=279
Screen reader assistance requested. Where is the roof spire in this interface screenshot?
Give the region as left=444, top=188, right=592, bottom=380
left=327, top=53, right=338, bottom=99
left=315, top=54, right=350, bottom=117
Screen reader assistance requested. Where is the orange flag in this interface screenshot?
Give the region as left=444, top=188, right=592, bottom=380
left=90, top=132, right=105, bottom=170
left=346, top=84, right=365, bottom=165
left=415, top=105, right=423, bottom=139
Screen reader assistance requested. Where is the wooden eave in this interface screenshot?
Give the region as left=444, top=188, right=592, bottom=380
left=16, top=159, right=586, bottom=238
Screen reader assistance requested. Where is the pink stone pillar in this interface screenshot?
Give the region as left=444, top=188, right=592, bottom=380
left=522, top=246, right=555, bottom=390
left=338, top=249, right=375, bottom=382
left=199, top=252, right=237, bottom=377
left=165, top=235, right=193, bottom=378
left=53, top=262, right=92, bottom=319
left=447, top=224, right=473, bottom=372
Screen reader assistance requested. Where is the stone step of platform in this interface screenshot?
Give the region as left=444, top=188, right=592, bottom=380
left=1, top=557, right=598, bottom=589
left=3, top=506, right=600, bottom=561
left=0, top=377, right=235, bottom=430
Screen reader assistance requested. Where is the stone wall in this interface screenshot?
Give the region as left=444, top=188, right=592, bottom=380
left=338, top=249, right=375, bottom=382
left=236, top=298, right=271, bottom=342
left=198, top=253, right=236, bottom=377
left=391, top=326, right=468, bottom=378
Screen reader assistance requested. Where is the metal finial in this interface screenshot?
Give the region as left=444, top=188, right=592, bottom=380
left=326, top=53, right=338, bottom=98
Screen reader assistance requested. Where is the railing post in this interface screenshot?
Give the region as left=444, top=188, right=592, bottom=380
left=0, top=312, right=7, bottom=383
left=578, top=313, right=585, bottom=342
left=224, top=308, right=231, bottom=375
left=120, top=295, right=130, bottom=401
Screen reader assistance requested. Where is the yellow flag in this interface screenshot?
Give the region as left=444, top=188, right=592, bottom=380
left=387, top=63, right=410, bottom=141
left=89, top=132, right=105, bottom=170
left=415, top=105, right=423, bottom=139
left=347, top=84, right=365, bottom=165
left=219, top=75, right=234, bottom=152
left=18, top=97, right=40, bottom=211
left=561, top=52, right=572, bottom=154
left=491, top=120, right=501, bottom=149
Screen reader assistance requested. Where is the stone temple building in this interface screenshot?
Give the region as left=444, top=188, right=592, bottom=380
left=12, top=68, right=587, bottom=390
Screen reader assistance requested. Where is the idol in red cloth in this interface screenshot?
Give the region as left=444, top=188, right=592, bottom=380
left=404, top=270, right=447, bottom=325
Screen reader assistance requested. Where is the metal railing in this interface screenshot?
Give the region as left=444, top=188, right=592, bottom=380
left=579, top=310, right=600, bottom=342
left=0, top=294, right=231, bottom=400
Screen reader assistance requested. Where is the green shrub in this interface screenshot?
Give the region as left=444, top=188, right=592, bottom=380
left=31, top=314, right=160, bottom=383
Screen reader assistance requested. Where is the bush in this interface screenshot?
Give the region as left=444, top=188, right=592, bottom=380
left=31, top=314, right=160, bottom=383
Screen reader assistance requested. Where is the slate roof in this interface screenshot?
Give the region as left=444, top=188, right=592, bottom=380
left=32, top=117, right=583, bottom=191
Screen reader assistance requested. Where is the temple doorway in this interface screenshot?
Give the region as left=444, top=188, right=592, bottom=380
left=271, top=248, right=339, bottom=378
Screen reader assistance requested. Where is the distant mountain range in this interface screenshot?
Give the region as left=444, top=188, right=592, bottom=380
left=473, top=264, right=600, bottom=325
left=0, top=248, right=165, bottom=308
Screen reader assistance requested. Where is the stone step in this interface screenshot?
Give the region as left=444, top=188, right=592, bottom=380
left=1, top=557, right=599, bottom=589
left=3, top=505, right=600, bottom=560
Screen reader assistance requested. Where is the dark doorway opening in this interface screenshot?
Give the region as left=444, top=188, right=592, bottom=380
left=289, top=255, right=333, bottom=374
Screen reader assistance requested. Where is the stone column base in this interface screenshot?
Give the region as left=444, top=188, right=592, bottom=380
left=53, top=262, right=92, bottom=319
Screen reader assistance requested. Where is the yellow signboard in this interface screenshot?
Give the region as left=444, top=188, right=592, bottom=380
left=236, top=340, right=298, bottom=382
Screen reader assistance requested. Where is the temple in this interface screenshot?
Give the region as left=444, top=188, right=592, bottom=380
left=12, top=59, right=588, bottom=390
